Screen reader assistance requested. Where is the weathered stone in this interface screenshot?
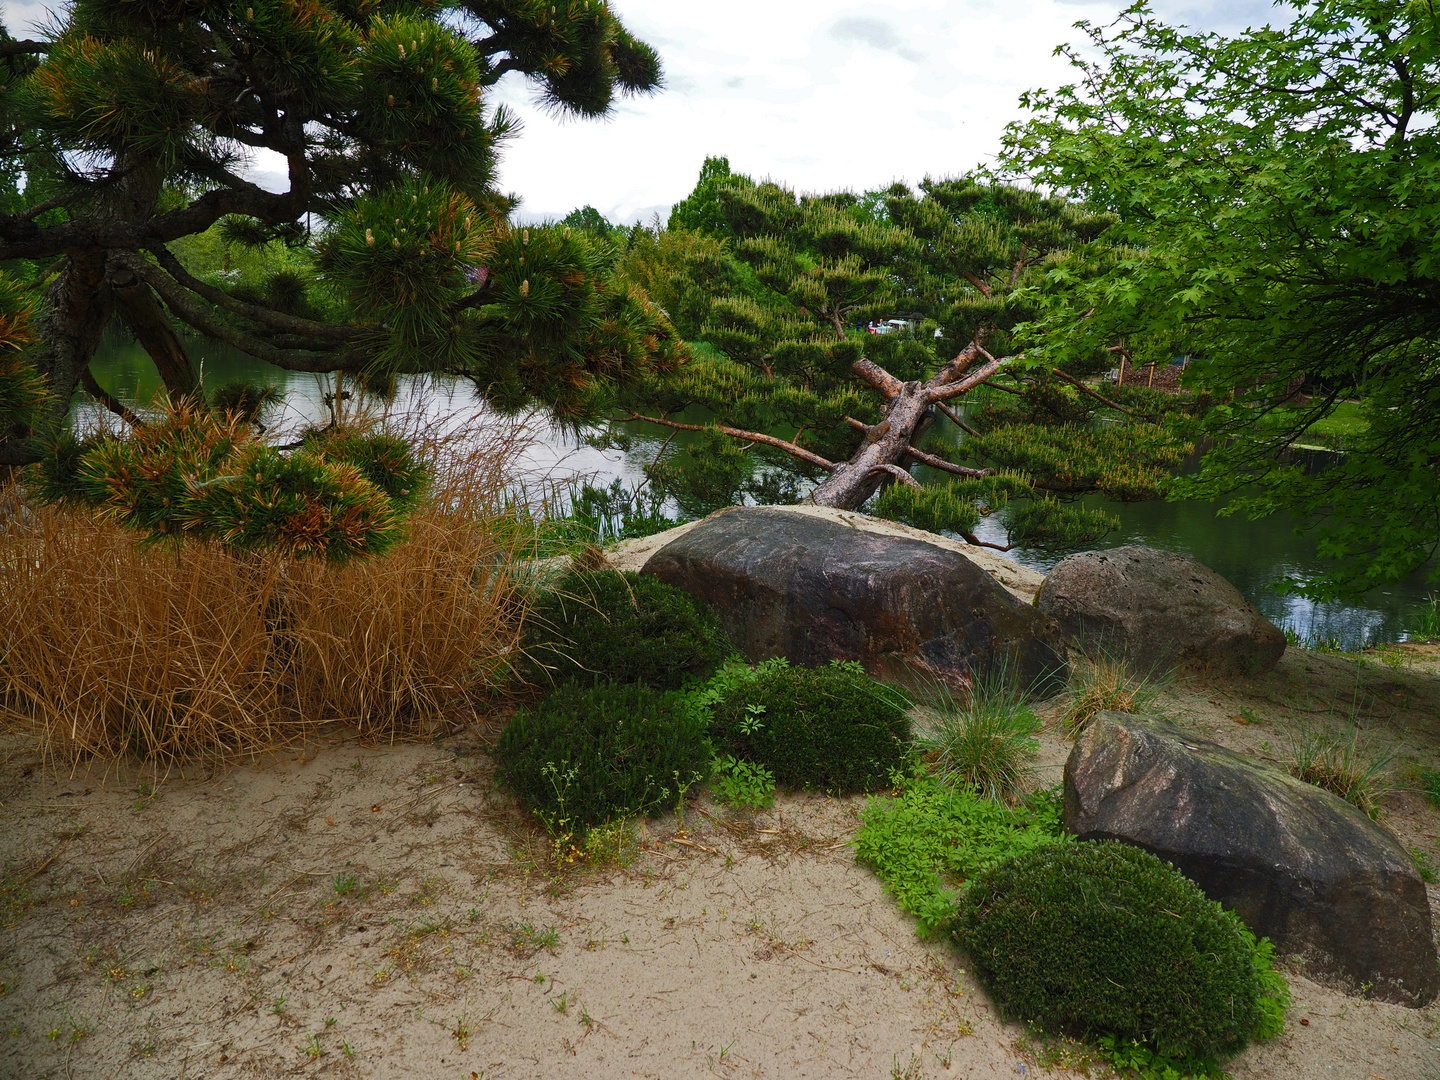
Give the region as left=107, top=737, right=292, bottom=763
left=639, top=506, right=1066, bottom=692
left=1064, top=712, right=1438, bottom=1007
left=1036, top=545, right=1285, bottom=676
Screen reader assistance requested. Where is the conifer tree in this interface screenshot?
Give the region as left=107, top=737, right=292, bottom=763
left=0, top=1, right=676, bottom=561
left=620, top=169, right=1191, bottom=549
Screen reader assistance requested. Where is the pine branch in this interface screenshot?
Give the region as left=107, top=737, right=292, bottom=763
left=853, top=358, right=905, bottom=399
left=934, top=401, right=980, bottom=437
left=148, top=245, right=370, bottom=343
left=0, top=40, right=48, bottom=57
left=927, top=353, right=1010, bottom=404
left=622, top=412, right=835, bottom=471
left=1049, top=366, right=1144, bottom=417
left=869, top=463, right=920, bottom=488
left=904, top=446, right=997, bottom=479
left=79, top=366, right=146, bottom=428
left=109, top=253, right=360, bottom=373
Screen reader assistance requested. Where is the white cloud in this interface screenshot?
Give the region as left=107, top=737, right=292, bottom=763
left=6, top=0, right=1283, bottom=224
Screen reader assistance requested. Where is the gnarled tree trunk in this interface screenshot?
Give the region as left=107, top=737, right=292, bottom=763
left=804, top=342, right=1005, bottom=510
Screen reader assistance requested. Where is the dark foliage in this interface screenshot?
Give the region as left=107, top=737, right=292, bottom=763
left=522, top=570, right=730, bottom=690
left=709, top=660, right=911, bottom=793
left=494, top=679, right=711, bottom=831
left=955, top=842, right=1262, bottom=1060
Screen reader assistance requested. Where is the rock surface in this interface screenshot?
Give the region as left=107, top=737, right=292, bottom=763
left=609, top=504, right=1045, bottom=603
left=1036, top=545, right=1285, bottom=676
left=639, top=506, right=1066, bottom=692
left=1064, top=712, right=1438, bottom=1007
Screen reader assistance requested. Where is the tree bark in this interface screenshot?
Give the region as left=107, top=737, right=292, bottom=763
left=804, top=343, right=1006, bottom=509
left=0, top=253, right=115, bottom=466
left=110, top=261, right=201, bottom=405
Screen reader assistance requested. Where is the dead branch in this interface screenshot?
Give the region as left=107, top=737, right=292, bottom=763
left=904, top=446, right=996, bottom=478
left=621, top=413, right=836, bottom=471
left=868, top=463, right=920, bottom=487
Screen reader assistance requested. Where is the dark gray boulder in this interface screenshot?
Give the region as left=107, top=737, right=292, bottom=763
left=1064, top=712, right=1438, bottom=1007
left=1036, top=545, right=1285, bottom=676
left=639, top=507, right=1066, bottom=692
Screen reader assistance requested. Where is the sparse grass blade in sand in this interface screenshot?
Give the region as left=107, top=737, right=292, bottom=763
left=1061, top=653, right=1173, bottom=734
left=0, top=412, right=538, bottom=766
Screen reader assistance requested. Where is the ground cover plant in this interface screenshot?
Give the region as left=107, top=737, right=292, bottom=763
left=520, top=570, right=730, bottom=690
left=956, top=842, right=1289, bottom=1071
left=706, top=658, right=911, bottom=793
left=493, top=679, right=711, bottom=838
left=854, top=776, right=1063, bottom=938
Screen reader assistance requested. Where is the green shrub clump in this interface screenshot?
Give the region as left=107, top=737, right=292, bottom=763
left=494, top=679, right=711, bottom=834
left=708, top=658, right=911, bottom=793
left=522, top=570, right=730, bottom=690
left=956, top=842, right=1287, bottom=1062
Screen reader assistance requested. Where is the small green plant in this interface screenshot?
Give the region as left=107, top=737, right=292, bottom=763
left=709, top=755, right=776, bottom=810
left=521, top=570, right=731, bottom=690
left=551, top=991, right=569, bottom=1013
left=495, top=679, right=712, bottom=834
left=1405, top=594, right=1440, bottom=642
left=707, top=658, right=911, bottom=793
left=451, top=1019, right=469, bottom=1050
left=271, top=995, right=287, bottom=1015
left=854, top=774, right=1064, bottom=937
left=1285, top=717, right=1397, bottom=818
left=511, top=922, right=561, bottom=951
left=1237, top=705, right=1262, bottom=725
left=956, top=842, right=1288, bottom=1063
left=1420, top=768, right=1440, bottom=808
left=342, top=1041, right=356, bottom=1059
left=915, top=668, right=1042, bottom=803
left=302, top=1034, right=324, bottom=1060
left=1411, top=849, right=1438, bottom=885
left=1062, top=654, right=1171, bottom=733
left=332, top=872, right=360, bottom=897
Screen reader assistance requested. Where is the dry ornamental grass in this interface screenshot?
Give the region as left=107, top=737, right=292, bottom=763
left=0, top=414, right=537, bottom=766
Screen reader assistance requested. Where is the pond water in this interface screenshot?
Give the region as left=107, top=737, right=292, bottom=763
left=87, top=332, right=1436, bottom=650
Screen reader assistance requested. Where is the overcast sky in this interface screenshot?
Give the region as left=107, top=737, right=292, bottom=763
left=3, top=0, right=1289, bottom=223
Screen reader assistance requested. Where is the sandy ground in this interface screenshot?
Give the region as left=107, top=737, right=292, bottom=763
left=3, top=645, right=1440, bottom=1080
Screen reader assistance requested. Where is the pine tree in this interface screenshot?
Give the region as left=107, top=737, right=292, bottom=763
left=619, top=169, right=1191, bottom=550
left=0, top=1, right=675, bottom=560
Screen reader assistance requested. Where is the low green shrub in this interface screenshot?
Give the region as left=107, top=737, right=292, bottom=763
left=955, top=842, right=1288, bottom=1063
left=521, top=570, right=730, bottom=690
left=493, top=679, right=711, bottom=835
left=708, top=658, right=911, bottom=792
left=854, top=775, right=1063, bottom=937
left=709, top=754, right=776, bottom=810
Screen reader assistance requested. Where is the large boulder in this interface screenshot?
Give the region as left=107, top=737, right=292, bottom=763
left=639, top=506, right=1066, bottom=692
left=1036, top=545, right=1285, bottom=676
left=1064, top=712, right=1438, bottom=1007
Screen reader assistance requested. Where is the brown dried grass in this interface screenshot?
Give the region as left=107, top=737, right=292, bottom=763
left=0, top=415, right=539, bottom=766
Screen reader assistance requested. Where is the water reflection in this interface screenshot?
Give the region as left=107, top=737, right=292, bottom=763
left=86, top=332, right=1434, bottom=650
